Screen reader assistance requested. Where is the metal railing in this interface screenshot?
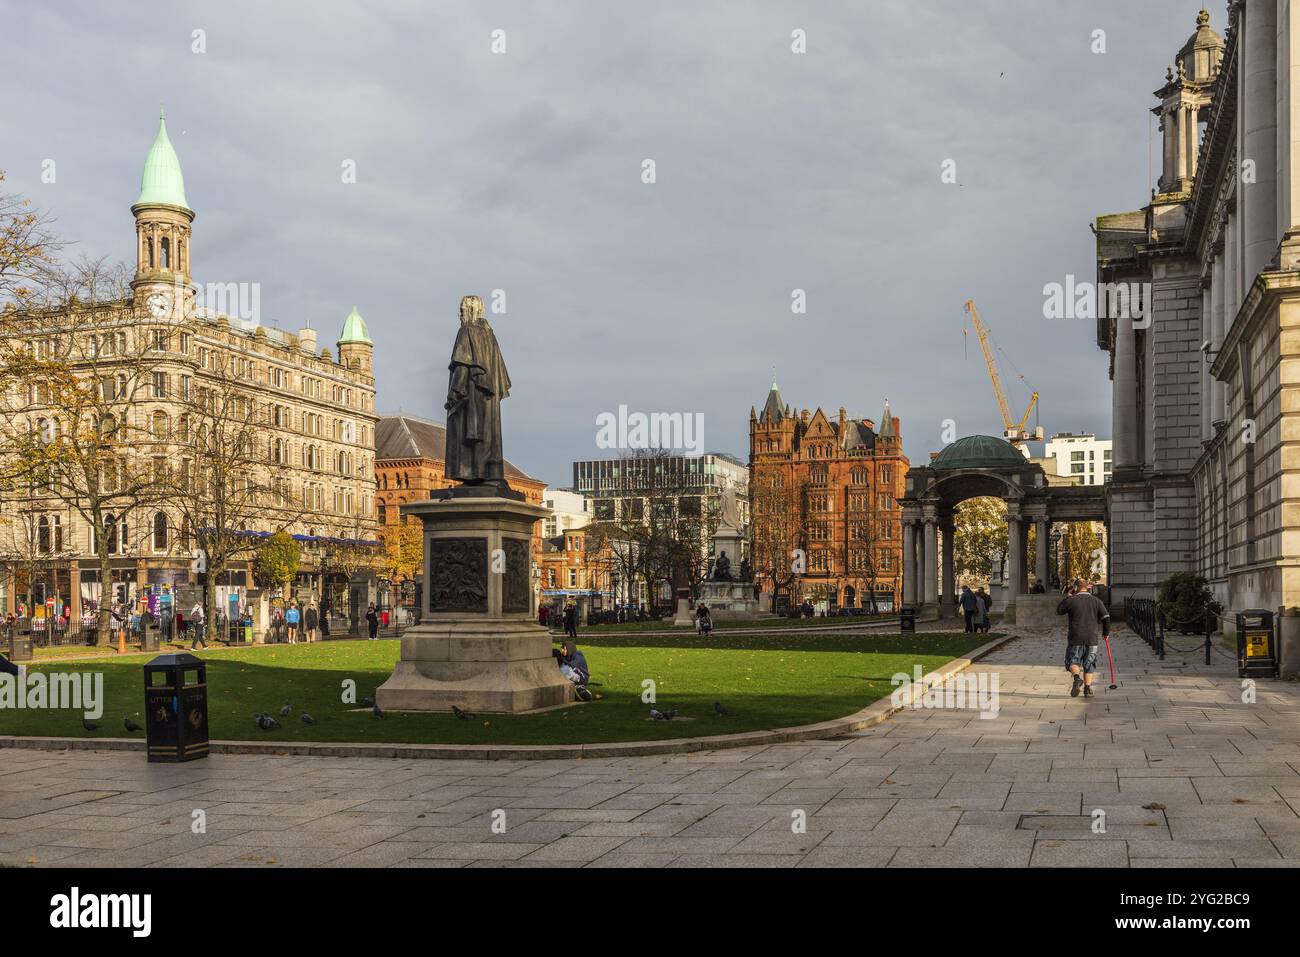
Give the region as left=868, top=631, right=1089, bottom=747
left=1123, top=597, right=1164, bottom=659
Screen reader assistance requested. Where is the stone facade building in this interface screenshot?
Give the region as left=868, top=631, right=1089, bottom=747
left=1096, top=4, right=1300, bottom=627
left=0, top=114, right=379, bottom=622
left=748, top=382, right=907, bottom=612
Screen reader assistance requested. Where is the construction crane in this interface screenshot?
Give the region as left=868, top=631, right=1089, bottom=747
left=962, top=299, right=1043, bottom=446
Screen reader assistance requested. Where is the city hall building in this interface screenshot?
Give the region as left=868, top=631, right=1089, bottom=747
left=1096, top=4, right=1300, bottom=631
left=0, top=114, right=379, bottom=624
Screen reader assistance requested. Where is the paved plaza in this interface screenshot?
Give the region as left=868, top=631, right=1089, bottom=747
left=3, top=623, right=1300, bottom=868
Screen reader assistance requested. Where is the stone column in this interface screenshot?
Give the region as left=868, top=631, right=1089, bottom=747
left=941, top=516, right=955, bottom=618
left=902, top=520, right=916, bottom=607
left=1006, top=508, right=1022, bottom=619
left=1112, top=293, right=1139, bottom=471
left=1242, top=0, right=1278, bottom=282
left=922, top=514, right=938, bottom=610
left=1211, top=250, right=1226, bottom=424
left=1161, top=109, right=1175, bottom=190
left=1281, top=0, right=1300, bottom=264
left=1226, top=211, right=1239, bottom=335
left=1200, top=283, right=1212, bottom=441
left=1035, top=517, right=1049, bottom=587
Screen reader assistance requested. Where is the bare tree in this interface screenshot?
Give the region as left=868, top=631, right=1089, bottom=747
left=5, top=257, right=169, bottom=645
left=749, top=470, right=809, bottom=613
left=313, top=511, right=380, bottom=633
left=164, top=341, right=304, bottom=638
left=0, top=507, right=74, bottom=626
left=0, top=170, right=61, bottom=311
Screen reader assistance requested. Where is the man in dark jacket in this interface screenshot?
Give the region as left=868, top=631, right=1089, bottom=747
left=958, top=586, right=979, bottom=632
left=563, top=604, right=577, bottom=641
left=1057, top=578, right=1110, bottom=698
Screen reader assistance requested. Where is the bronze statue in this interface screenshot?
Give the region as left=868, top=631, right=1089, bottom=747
left=444, top=296, right=511, bottom=491
left=713, top=551, right=732, bottom=581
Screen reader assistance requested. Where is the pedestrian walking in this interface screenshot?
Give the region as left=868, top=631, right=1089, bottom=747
left=305, top=603, right=318, bottom=643
left=1056, top=577, right=1110, bottom=699
left=958, top=585, right=978, bottom=632
left=285, top=602, right=300, bottom=644
left=189, top=601, right=207, bottom=650
left=366, top=602, right=379, bottom=640
left=563, top=603, right=577, bottom=641
left=975, top=586, right=992, bottom=633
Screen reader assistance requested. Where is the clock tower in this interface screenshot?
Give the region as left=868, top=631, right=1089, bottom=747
left=131, top=110, right=195, bottom=321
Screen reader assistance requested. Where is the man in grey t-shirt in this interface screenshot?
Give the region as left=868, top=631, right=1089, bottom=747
left=1056, top=578, right=1110, bottom=698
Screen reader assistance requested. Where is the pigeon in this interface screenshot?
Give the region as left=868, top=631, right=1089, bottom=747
left=82, top=718, right=99, bottom=732
left=714, top=701, right=730, bottom=716
left=300, top=712, right=315, bottom=725
left=452, top=705, right=471, bottom=721
left=280, top=703, right=291, bottom=717
left=649, top=708, right=676, bottom=721
left=371, top=704, right=384, bottom=719
left=360, top=696, right=375, bottom=708
left=256, top=715, right=280, bottom=731
left=123, top=717, right=142, bottom=733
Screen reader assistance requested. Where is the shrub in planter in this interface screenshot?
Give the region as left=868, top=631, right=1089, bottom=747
left=1156, top=572, right=1223, bottom=634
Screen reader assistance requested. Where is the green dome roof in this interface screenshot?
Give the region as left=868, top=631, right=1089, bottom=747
left=338, top=305, right=372, bottom=346
left=135, top=112, right=190, bottom=210
left=931, top=435, right=1026, bottom=472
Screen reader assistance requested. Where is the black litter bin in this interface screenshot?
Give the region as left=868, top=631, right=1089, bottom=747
left=900, top=606, right=916, bottom=633
left=7, top=630, right=33, bottom=662
left=1235, top=610, right=1278, bottom=679
left=143, top=653, right=209, bottom=762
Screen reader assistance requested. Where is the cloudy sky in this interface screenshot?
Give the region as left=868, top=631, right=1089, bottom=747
left=2, top=1, right=1205, bottom=486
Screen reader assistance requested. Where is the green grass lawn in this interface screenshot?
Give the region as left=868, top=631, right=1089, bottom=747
left=0, top=631, right=992, bottom=746
left=580, top=614, right=893, bottom=632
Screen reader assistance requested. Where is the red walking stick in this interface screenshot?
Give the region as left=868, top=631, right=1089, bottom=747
left=1104, top=634, right=1118, bottom=689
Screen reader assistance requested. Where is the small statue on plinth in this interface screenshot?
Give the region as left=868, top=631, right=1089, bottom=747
left=713, top=551, right=732, bottom=581
left=739, top=557, right=752, bottom=582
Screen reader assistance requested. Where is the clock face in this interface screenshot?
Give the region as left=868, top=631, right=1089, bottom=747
left=146, top=291, right=171, bottom=318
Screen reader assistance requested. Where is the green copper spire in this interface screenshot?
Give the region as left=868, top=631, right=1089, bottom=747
left=338, top=305, right=373, bottom=346
left=135, top=110, right=190, bottom=210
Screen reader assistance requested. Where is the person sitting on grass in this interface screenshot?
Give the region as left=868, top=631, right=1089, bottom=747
left=555, top=640, right=593, bottom=702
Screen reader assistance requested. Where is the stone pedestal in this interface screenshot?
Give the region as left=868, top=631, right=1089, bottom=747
left=1012, top=593, right=1059, bottom=630
left=696, top=580, right=762, bottom=619
left=672, top=596, right=694, bottom=627
left=376, top=495, right=573, bottom=714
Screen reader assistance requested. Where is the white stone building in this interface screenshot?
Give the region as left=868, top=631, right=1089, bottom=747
left=1042, top=433, right=1113, bottom=487
left=541, top=487, right=590, bottom=538
left=1096, top=4, right=1300, bottom=626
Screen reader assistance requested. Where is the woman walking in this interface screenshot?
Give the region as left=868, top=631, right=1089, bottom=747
left=285, top=601, right=300, bottom=644
left=305, top=602, right=318, bottom=643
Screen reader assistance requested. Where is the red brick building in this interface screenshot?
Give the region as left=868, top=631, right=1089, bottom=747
left=748, top=382, right=908, bottom=613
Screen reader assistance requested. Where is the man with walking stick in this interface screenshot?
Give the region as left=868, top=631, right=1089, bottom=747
left=1056, top=577, right=1110, bottom=699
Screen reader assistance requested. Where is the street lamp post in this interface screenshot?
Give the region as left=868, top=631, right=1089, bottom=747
left=1050, top=527, right=1063, bottom=588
